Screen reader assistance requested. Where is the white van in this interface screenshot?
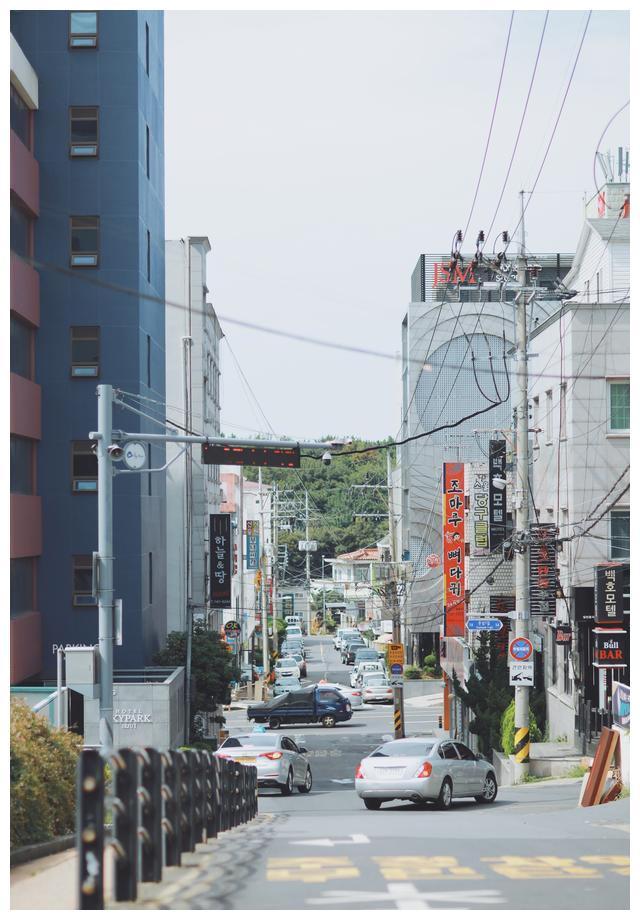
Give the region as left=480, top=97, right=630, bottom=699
left=285, top=625, right=303, bottom=640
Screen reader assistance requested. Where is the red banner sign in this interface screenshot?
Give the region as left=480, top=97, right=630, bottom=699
left=443, top=463, right=466, bottom=637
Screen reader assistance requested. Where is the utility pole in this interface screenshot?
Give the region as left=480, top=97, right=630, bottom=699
left=513, top=190, right=531, bottom=771
left=305, top=490, right=311, bottom=635
left=322, top=555, right=326, bottom=631
left=273, top=485, right=279, bottom=644
left=259, top=468, right=269, bottom=681
left=387, top=450, right=405, bottom=739
left=95, top=384, right=115, bottom=753
left=238, top=469, right=245, bottom=664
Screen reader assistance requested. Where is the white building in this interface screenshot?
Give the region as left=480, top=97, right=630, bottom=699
left=165, top=238, right=223, bottom=633
left=528, top=180, right=630, bottom=743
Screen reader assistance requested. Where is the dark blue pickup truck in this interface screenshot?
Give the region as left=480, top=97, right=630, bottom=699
left=247, top=684, right=352, bottom=729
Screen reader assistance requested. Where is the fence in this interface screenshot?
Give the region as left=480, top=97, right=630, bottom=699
left=77, top=747, right=258, bottom=909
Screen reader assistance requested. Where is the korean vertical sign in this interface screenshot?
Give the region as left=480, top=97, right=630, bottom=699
left=210, top=513, right=232, bottom=609
left=246, top=520, right=260, bottom=571
left=443, top=463, right=466, bottom=637
left=488, top=439, right=507, bottom=550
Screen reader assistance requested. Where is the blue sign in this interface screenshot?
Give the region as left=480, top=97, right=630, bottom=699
left=246, top=521, right=260, bottom=570
left=466, top=618, right=503, bottom=632
left=390, top=663, right=403, bottom=675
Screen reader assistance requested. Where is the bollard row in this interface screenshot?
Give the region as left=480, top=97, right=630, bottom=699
left=77, top=747, right=258, bottom=909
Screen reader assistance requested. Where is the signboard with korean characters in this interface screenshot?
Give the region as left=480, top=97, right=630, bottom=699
left=210, top=513, right=232, bottom=609
left=469, top=461, right=490, bottom=555
left=246, top=520, right=260, bottom=570
left=529, top=523, right=558, bottom=616
left=594, top=562, right=628, bottom=625
left=509, top=661, right=534, bottom=686
left=488, top=440, right=507, bottom=551
left=443, top=462, right=466, bottom=637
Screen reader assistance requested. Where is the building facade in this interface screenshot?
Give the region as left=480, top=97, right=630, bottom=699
left=165, top=238, right=223, bottom=634
left=10, top=11, right=167, bottom=680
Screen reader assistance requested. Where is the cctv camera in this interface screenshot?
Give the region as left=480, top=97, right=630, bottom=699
left=321, top=451, right=332, bottom=466
left=492, top=476, right=507, bottom=491
left=107, top=444, right=124, bottom=461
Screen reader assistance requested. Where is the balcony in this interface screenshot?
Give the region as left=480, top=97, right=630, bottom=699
left=10, top=373, right=41, bottom=440
left=10, top=129, right=39, bottom=217
left=11, top=493, right=42, bottom=558
left=10, top=251, right=40, bottom=326
left=11, top=611, right=42, bottom=684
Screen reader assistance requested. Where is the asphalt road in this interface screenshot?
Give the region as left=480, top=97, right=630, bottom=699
left=169, top=636, right=630, bottom=911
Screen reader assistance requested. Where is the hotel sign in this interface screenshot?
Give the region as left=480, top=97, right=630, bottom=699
left=470, top=462, right=489, bottom=555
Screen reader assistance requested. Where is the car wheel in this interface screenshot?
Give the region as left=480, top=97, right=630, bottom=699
left=364, top=798, right=382, bottom=810
left=268, top=717, right=281, bottom=729
left=436, top=778, right=453, bottom=810
left=475, top=772, right=498, bottom=804
left=321, top=714, right=336, bottom=728
left=280, top=770, right=294, bottom=796
left=298, top=768, right=313, bottom=794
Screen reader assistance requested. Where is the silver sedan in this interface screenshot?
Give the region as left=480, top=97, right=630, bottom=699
left=216, top=731, right=313, bottom=795
left=355, top=737, right=498, bottom=810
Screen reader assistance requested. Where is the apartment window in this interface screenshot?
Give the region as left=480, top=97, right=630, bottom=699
left=559, top=383, right=567, bottom=441
left=354, top=565, right=370, bottom=583
left=10, top=201, right=32, bottom=258
left=146, top=334, right=151, bottom=387
left=145, top=22, right=150, bottom=75
left=10, top=83, right=31, bottom=148
left=610, top=509, right=630, bottom=561
left=145, top=124, right=150, bottom=178
left=545, top=390, right=553, bottom=444
left=146, top=230, right=151, bottom=282
left=608, top=380, right=630, bottom=432
left=70, top=106, right=98, bottom=157
left=72, top=441, right=98, bottom=492
left=71, top=326, right=100, bottom=377
left=70, top=216, right=99, bottom=266
left=11, top=436, right=34, bottom=494
left=11, top=557, right=35, bottom=617
left=73, top=555, right=96, bottom=605
left=11, top=315, right=33, bottom=379
left=69, top=11, right=98, bottom=48
left=148, top=552, right=153, bottom=604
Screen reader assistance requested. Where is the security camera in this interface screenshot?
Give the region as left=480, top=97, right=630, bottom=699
left=321, top=451, right=332, bottom=466
left=107, top=444, right=124, bottom=461
left=492, top=476, right=507, bottom=491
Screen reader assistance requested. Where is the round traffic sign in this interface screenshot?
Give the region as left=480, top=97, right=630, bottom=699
left=390, top=663, right=403, bottom=675
left=510, top=637, right=533, bottom=661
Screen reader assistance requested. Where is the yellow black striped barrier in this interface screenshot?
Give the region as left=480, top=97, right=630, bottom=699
left=394, top=709, right=403, bottom=736
left=514, top=727, right=530, bottom=763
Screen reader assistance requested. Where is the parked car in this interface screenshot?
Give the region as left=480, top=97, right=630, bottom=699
left=216, top=732, right=312, bottom=795
left=317, top=680, right=363, bottom=709
left=342, top=641, right=366, bottom=664
left=336, top=629, right=360, bottom=651
left=361, top=675, right=394, bottom=704
left=290, top=652, right=307, bottom=677
left=281, top=641, right=306, bottom=659
left=351, top=661, right=386, bottom=687
left=247, top=684, right=353, bottom=729
left=273, top=676, right=302, bottom=697
left=274, top=657, right=300, bottom=679
left=340, top=633, right=362, bottom=654
left=285, top=626, right=304, bottom=642
left=351, top=648, right=379, bottom=667
left=355, top=737, right=498, bottom=810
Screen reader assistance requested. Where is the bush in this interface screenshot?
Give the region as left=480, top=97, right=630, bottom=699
left=422, top=653, right=442, bottom=677
left=404, top=665, right=423, bottom=680
left=500, top=700, right=542, bottom=755
left=10, top=699, right=83, bottom=849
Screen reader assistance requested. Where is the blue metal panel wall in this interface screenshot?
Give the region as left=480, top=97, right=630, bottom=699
left=11, top=11, right=166, bottom=678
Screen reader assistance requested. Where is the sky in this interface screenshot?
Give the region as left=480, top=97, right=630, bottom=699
left=164, top=9, right=629, bottom=441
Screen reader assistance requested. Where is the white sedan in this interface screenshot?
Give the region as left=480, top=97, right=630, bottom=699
left=274, top=657, right=301, bottom=679
left=216, top=731, right=313, bottom=795
left=362, top=674, right=394, bottom=704
left=317, top=680, right=363, bottom=709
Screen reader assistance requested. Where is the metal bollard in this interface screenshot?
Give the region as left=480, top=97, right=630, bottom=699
left=221, top=759, right=231, bottom=832
left=213, top=756, right=223, bottom=836
left=77, top=749, right=105, bottom=910
left=232, top=765, right=241, bottom=827
left=161, top=751, right=182, bottom=867
left=179, top=751, right=195, bottom=854
left=190, top=751, right=205, bottom=845
left=112, top=748, right=138, bottom=903
left=138, top=748, right=163, bottom=883
left=205, top=753, right=217, bottom=839
left=252, top=765, right=259, bottom=817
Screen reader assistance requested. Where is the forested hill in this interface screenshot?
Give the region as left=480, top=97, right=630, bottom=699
left=244, top=438, right=394, bottom=584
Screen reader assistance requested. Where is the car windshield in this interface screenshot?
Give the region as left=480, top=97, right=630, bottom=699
left=370, top=740, right=438, bottom=758
left=277, top=659, right=297, bottom=667
left=221, top=735, right=278, bottom=749
left=355, top=651, right=378, bottom=660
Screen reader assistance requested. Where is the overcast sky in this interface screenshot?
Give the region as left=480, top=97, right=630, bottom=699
left=164, top=9, right=629, bottom=441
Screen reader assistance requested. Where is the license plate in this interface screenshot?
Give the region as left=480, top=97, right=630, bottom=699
left=235, top=757, right=256, bottom=764
left=375, top=767, right=403, bottom=778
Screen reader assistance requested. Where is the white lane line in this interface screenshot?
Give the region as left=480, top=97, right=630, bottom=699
left=307, top=885, right=505, bottom=908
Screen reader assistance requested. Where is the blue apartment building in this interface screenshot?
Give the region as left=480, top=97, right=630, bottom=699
left=10, top=11, right=167, bottom=679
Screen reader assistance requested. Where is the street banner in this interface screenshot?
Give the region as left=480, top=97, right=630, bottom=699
left=488, top=440, right=507, bottom=551
left=594, top=562, right=628, bottom=625
left=443, top=462, right=465, bottom=637
left=592, top=628, right=628, bottom=669
left=612, top=681, right=630, bottom=729
left=470, top=461, right=490, bottom=555
left=210, top=513, right=232, bottom=609
left=529, top=523, right=558, bottom=616
left=246, top=520, right=260, bottom=570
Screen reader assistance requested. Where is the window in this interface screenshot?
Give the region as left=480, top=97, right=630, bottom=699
left=146, top=230, right=151, bottom=282
left=10, top=201, right=32, bottom=258
left=148, top=552, right=153, bottom=604
left=354, top=564, right=370, bottom=583
left=145, top=22, right=150, bottom=74
left=73, top=555, right=96, bottom=605
left=545, top=390, right=553, bottom=443
left=454, top=742, right=476, bottom=761
left=145, top=124, right=150, bottom=178
left=72, top=441, right=98, bottom=492
left=70, top=216, right=99, bottom=266
left=71, top=326, right=100, bottom=377
left=69, top=11, right=98, bottom=47
left=439, top=742, right=460, bottom=760
left=559, top=383, right=567, bottom=440
left=11, top=557, right=35, bottom=617
left=11, top=315, right=33, bottom=379
left=610, top=509, right=630, bottom=561
left=11, top=436, right=34, bottom=494
left=608, top=380, right=630, bottom=432
left=146, top=334, right=151, bottom=387
left=11, top=84, right=31, bottom=148
left=70, top=106, right=98, bottom=156
left=317, top=690, right=341, bottom=703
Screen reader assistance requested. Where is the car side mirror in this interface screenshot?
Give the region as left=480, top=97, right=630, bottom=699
left=298, top=746, right=308, bottom=753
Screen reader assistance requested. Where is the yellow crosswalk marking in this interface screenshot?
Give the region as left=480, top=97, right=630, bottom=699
left=267, top=857, right=359, bottom=883
left=374, top=856, right=483, bottom=880
left=481, top=856, right=602, bottom=879
left=580, top=855, right=630, bottom=876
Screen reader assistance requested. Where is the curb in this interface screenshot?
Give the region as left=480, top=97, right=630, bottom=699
left=11, top=834, right=75, bottom=867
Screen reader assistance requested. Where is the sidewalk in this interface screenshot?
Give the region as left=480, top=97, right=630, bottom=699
left=11, top=846, right=115, bottom=910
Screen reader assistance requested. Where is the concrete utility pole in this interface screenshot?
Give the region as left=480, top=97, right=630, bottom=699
left=272, top=485, right=279, bottom=643
left=305, top=491, right=311, bottom=635
left=238, top=469, right=245, bottom=664
left=259, top=468, right=269, bottom=679
left=387, top=450, right=405, bottom=739
left=513, top=190, right=531, bottom=771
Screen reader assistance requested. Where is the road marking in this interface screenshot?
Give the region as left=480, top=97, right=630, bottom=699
left=267, top=857, right=359, bottom=883
left=330, top=778, right=354, bottom=784
left=375, top=856, right=483, bottom=880
left=295, top=834, right=370, bottom=848
left=481, top=856, right=602, bottom=879
left=306, top=885, right=505, bottom=908
left=580, top=855, right=629, bottom=876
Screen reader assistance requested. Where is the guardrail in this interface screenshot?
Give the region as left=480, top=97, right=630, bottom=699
left=77, top=747, right=258, bottom=909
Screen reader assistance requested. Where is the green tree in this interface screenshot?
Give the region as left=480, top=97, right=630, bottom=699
left=153, top=625, right=240, bottom=742
left=451, top=632, right=513, bottom=756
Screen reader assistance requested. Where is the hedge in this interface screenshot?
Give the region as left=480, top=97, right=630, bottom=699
left=500, top=699, right=542, bottom=755
left=10, top=699, right=83, bottom=849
